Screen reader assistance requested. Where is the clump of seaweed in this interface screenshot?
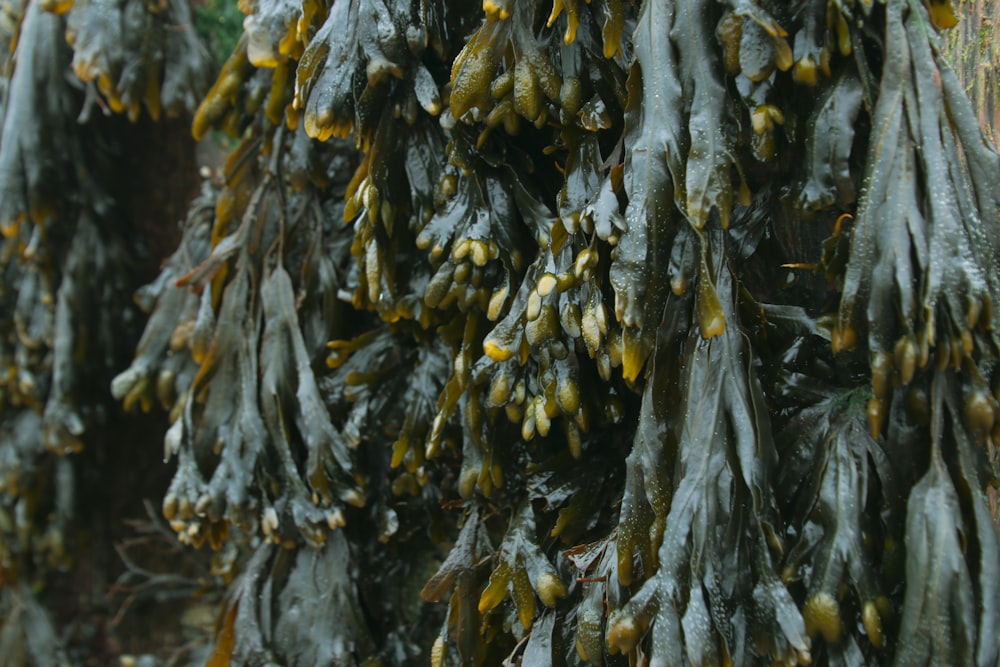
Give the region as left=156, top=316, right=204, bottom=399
left=2, top=0, right=999, bottom=664
left=113, top=0, right=1000, bottom=664
left=0, top=0, right=211, bottom=659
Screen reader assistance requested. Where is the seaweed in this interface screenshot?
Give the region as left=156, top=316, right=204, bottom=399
left=0, top=0, right=211, bottom=660
left=122, top=0, right=999, bottom=663
left=1, top=0, right=998, bottom=664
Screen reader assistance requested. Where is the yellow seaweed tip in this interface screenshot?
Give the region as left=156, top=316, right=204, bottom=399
left=867, top=396, right=884, bottom=439
left=793, top=57, right=819, bottom=86
left=484, top=338, right=514, bottom=361
left=862, top=600, right=884, bottom=650
left=803, top=592, right=842, bottom=644
left=699, top=310, right=727, bottom=339
left=430, top=636, right=446, bottom=667
left=964, top=390, right=995, bottom=438
left=483, top=0, right=509, bottom=19
left=831, top=325, right=857, bottom=353
left=607, top=615, right=642, bottom=654
left=621, top=340, right=647, bottom=383
left=488, top=373, right=511, bottom=406
left=536, top=572, right=568, bottom=607
left=928, top=0, right=958, bottom=30
left=557, top=380, right=581, bottom=414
